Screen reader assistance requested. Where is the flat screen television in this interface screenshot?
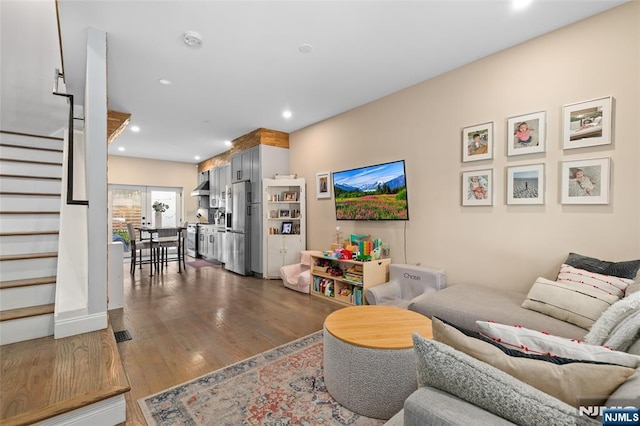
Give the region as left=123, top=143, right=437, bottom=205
left=332, top=160, right=409, bottom=220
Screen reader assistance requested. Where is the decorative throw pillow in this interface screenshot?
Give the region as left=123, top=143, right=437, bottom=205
left=432, top=318, right=635, bottom=407
left=476, top=321, right=640, bottom=368
left=564, top=252, right=640, bottom=280
left=557, top=264, right=632, bottom=298
left=522, top=276, right=619, bottom=329
left=585, top=291, right=640, bottom=352
left=412, top=333, right=599, bottom=425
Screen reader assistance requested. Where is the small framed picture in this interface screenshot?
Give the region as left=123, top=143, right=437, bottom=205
left=462, top=169, right=493, bottom=206
left=316, top=171, right=331, bottom=199
left=462, top=122, right=493, bottom=162
left=283, top=191, right=298, bottom=201
left=279, top=209, right=290, bottom=218
left=561, top=157, right=610, bottom=205
left=506, top=163, right=544, bottom=205
left=563, top=96, right=613, bottom=149
left=281, top=221, right=293, bottom=234
left=507, top=111, right=546, bottom=156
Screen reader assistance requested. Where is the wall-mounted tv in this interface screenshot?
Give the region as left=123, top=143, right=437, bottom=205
left=332, top=160, right=409, bottom=220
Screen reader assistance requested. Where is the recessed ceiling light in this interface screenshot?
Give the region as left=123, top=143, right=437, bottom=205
left=184, top=31, right=203, bottom=47
left=283, top=110, right=292, bottom=119
left=118, top=146, right=125, bottom=152
left=159, top=78, right=172, bottom=85
left=224, top=140, right=232, bottom=146
left=131, top=125, right=140, bottom=133
left=298, top=43, right=313, bottom=54
left=195, top=155, right=201, bottom=161
left=512, top=0, right=533, bottom=10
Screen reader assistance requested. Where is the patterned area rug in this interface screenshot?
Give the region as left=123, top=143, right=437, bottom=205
left=138, top=331, right=386, bottom=425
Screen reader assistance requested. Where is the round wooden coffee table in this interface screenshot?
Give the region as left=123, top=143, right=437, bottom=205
left=323, top=305, right=432, bottom=420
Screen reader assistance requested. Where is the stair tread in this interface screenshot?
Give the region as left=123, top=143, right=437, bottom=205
left=0, top=231, right=59, bottom=237
left=0, top=174, right=62, bottom=180
left=0, top=276, right=56, bottom=289
left=0, top=158, right=63, bottom=166
left=0, top=303, right=54, bottom=321
left=0, top=325, right=131, bottom=425
left=0, top=252, right=58, bottom=261
left=0, top=192, right=61, bottom=197
left=0, top=211, right=60, bottom=215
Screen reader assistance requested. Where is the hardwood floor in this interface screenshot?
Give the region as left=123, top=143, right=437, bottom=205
left=111, top=259, right=342, bottom=425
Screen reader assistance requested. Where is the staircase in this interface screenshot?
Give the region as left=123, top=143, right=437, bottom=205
left=0, top=130, right=63, bottom=345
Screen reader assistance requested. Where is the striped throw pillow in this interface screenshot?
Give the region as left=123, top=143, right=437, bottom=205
left=557, top=264, right=633, bottom=298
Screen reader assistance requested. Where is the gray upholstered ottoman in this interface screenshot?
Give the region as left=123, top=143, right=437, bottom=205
left=323, top=305, right=433, bottom=420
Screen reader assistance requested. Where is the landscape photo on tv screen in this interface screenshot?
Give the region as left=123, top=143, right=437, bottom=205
left=332, top=160, right=409, bottom=220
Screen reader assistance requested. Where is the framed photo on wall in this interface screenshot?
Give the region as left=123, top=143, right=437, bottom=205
left=316, top=171, right=331, bottom=199
left=462, top=169, right=493, bottom=206
left=561, top=157, right=610, bottom=205
left=462, top=122, right=493, bottom=162
left=506, top=163, right=544, bottom=205
left=562, top=96, right=613, bottom=150
left=507, top=111, right=546, bottom=156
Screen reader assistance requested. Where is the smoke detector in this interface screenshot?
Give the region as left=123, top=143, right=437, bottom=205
left=183, top=31, right=203, bottom=47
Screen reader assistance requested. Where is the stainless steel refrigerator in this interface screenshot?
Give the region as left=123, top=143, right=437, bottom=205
left=224, top=181, right=251, bottom=275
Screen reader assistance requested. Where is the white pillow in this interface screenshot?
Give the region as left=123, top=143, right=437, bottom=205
left=557, top=263, right=632, bottom=298
left=522, top=277, right=619, bottom=329
left=476, top=321, right=640, bottom=368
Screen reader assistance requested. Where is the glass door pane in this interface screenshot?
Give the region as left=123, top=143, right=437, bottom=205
left=149, top=189, right=179, bottom=227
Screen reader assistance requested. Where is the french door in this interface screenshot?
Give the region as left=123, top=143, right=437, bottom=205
left=109, top=185, right=183, bottom=253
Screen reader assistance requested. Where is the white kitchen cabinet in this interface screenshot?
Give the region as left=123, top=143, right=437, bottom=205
left=262, top=178, right=306, bottom=279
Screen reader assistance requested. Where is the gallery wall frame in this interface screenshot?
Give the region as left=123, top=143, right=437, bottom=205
left=562, top=96, right=613, bottom=150
left=560, top=157, right=610, bottom=205
left=462, top=122, right=493, bottom=162
left=507, top=111, right=546, bottom=156
left=506, top=163, right=544, bottom=205
left=462, top=168, right=493, bottom=206
left=316, top=171, right=331, bottom=199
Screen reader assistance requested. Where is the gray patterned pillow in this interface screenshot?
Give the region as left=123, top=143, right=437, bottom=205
left=412, top=334, right=598, bottom=426
left=565, top=253, right=640, bottom=280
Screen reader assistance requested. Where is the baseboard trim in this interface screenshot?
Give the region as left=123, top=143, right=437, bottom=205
left=35, top=394, right=126, bottom=426
left=54, top=311, right=108, bottom=339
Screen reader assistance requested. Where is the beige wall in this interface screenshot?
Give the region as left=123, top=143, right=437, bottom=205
left=290, top=3, right=640, bottom=293
left=108, top=155, right=200, bottom=222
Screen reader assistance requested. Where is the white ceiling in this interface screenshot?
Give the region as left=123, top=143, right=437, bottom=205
left=1, top=1, right=627, bottom=164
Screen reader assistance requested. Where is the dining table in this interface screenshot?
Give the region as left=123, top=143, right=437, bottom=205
left=135, top=226, right=186, bottom=276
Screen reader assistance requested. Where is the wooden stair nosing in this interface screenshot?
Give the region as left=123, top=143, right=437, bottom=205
left=0, top=142, right=64, bottom=154
left=0, top=303, right=55, bottom=322
left=0, top=130, right=64, bottom=141
left=0, top=211, right=60, bottom=215
left=0, top=276, right=56, bottom=289
left=0, top=158, right=63, bottom=167
left=0, top=325, right=131, bottom=426
left=0, top=191, right=61, bottom=197
left=0, top=252, right=58, bottom=261
left=0, top=230, right=59, bottom=237
left=0, top=174, right=62, bottom=181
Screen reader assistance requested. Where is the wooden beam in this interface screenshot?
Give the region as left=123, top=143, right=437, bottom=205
left=106, top=110, right=131, bottom=145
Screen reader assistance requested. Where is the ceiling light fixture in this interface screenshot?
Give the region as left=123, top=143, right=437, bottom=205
left=158, top=78, right=172, bottom=85
left=131, top=125, right=140, bottom=132
left=298, top=43, right=313, bottom=54
left=118, top=146, right=125, bottom=152
left=224, top=140, right=232, bottom=147
left=183, top=31, right=203, bottom=47
left=512, top=0, right=533, bottom=10
left=195, top=155, right=201, bottom=160
left=283, top=110, right=292, bottom=119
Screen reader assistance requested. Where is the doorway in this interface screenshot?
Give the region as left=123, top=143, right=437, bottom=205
left=109, top=185, right=183, bottom=254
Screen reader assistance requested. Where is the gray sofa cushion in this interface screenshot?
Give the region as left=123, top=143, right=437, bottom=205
left=410, top=284, right=588, bottom=340
left=403, top=387, right=515, bottom=426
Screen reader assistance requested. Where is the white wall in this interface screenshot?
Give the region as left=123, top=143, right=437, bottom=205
left=108, top=155, right=200, bottom=222
left=290, top=3, right=640, bottom=293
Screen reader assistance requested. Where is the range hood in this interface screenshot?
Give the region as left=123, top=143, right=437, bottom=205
left=190, top=180, right=210, bottom=196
